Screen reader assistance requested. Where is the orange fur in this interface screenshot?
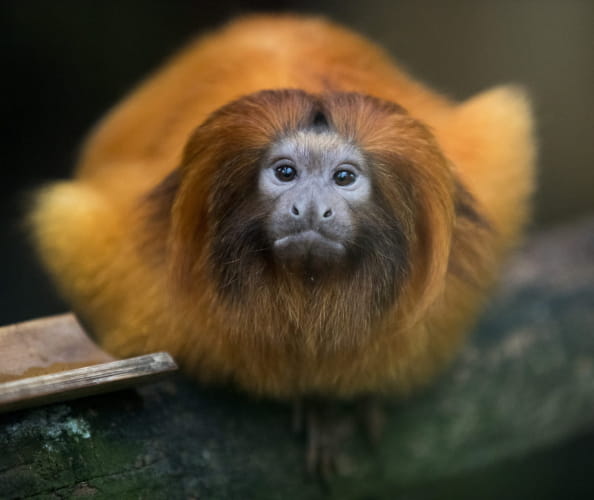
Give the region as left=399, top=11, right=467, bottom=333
left=28, top=15, right=535, bottom=399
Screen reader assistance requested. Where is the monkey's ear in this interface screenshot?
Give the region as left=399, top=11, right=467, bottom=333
left=140, top=145, right=220, bottom=290
left=139, top=168, right=183, bottom=265
left=402, top=161, right=456, bottom=326
left=448, top=173, right=497, bottom=287
left=168, top=153, right=217, bottom=289
left=144, top=168, right=182, bottom=225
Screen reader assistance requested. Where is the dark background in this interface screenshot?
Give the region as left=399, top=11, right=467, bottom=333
left=1, top=1, right=593, bottom=498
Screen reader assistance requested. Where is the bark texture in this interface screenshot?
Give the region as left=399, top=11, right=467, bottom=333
left=1, top=217, right=593, bottom=499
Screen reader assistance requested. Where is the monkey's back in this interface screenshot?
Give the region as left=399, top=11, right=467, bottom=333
left=76, top=16, right=452, bottom=199
left=29, top=15, right=535, bottom=398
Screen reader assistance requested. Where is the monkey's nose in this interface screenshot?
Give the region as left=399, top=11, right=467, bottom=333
left=290, top=204, right=334, bottom=223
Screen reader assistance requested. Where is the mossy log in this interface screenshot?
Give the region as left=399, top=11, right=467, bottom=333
left=1, top=217, right=594, bottom=499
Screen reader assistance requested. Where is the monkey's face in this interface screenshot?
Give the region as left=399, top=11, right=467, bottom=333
left=259, top=131, right=370, bottom=266
left=168, top=90, right=456, bottom=325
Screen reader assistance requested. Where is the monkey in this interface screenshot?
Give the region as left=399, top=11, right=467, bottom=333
left=28, top=14, right=535, bottom=474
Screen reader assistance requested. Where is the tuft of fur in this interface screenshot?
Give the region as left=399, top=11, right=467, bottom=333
left=29, top=15, right=535, bottom=399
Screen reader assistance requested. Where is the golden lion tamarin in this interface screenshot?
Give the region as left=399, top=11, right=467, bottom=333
left=29, top=14, right=535, bottom=468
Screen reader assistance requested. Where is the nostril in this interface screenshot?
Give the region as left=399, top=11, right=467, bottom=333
left=323, top=209, right=333, bottom=218
left=292, top=205, right=300, bottom=216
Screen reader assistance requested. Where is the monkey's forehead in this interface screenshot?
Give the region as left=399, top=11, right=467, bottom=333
left=266, top=131, right=366, bottom=170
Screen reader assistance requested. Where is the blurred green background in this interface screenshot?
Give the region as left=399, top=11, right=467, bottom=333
left=1, top=1, right=593, bottom=498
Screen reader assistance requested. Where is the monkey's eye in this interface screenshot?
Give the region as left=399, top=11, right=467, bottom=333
left=333, top=169, right=357, bottom=186
left=275, top=164, right=297, bottom=182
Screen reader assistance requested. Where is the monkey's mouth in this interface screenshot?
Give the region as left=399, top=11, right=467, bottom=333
left=273, top=230, right=346, bottom=260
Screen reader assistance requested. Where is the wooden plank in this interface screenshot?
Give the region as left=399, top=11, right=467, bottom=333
left=0, top=352, right=178, bottom=413
left=0, top=313, right=114, bottom=382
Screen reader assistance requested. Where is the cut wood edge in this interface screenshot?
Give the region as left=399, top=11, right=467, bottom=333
left=0, top=352, right=178, bottom=413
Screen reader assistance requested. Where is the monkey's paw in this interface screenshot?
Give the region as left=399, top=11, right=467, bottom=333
left=292, top=397, right=385, bottom=483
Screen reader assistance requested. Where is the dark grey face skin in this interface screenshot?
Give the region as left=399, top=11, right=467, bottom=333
left=259, top=131, right=371, bottom=263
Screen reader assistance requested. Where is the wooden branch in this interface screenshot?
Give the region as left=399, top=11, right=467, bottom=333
left=1, top=216, right=593, bottom=499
